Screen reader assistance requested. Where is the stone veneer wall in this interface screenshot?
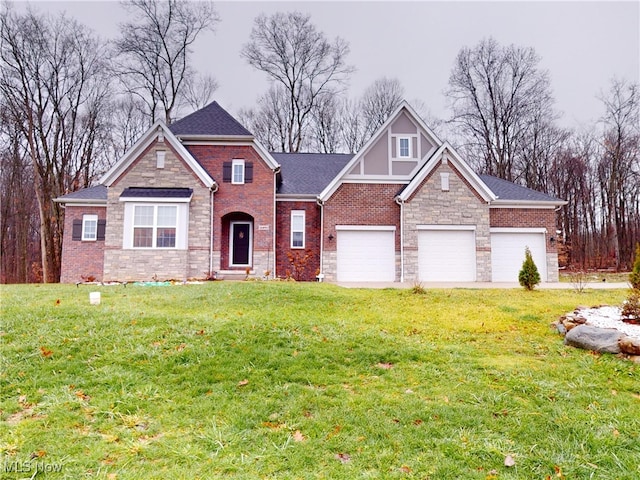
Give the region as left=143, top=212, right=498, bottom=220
left=103, top=139, right=211, bottom=282
left=403, top=161, right=492, bottom=282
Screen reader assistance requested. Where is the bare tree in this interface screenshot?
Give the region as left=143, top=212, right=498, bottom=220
left=310, top=94, right=342, bottom=153
left=182, top=73, right=219, bottom=112
left=238, top=86, right=293, bottom=152
left=360, top=77, right=404, bottom=136
left=241, top=11, right=353, bottom=152
left=597, top=78, right=640, bottom=270
left=338, top=78, right=405, bottom=153
left=0, top=6, right=111, bottom=282
left=115, top=0, right=219, bottom=125
left=446, top=37, right=555, bottom=182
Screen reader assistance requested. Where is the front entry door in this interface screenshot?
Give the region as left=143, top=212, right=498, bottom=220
left=230, top=222, right=251, bottom=266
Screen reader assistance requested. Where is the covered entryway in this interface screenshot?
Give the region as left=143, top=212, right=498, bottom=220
left=336, top=226, right=396, bottom=282
left=491, top=228, right=546, bottom=282
left=230, top=221, right=252, bottom=266
left=221, top=212, right=254, bottom=269
left=417, top=226, right=476, bottom=281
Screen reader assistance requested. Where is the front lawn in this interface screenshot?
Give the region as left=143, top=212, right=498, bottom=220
left=1, top=283, right=638, bottom=479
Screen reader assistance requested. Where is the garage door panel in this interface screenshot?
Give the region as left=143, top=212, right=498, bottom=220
left=491, top=232, right=546, bottom=282
left=337, top=230, right=395, bottom=282
left=418, top=230, right=476, bottom=282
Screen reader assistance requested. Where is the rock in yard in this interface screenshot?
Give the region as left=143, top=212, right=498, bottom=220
left=564, top=325, right=623, bottom=354
left=619, top=335, right=640, bottom=355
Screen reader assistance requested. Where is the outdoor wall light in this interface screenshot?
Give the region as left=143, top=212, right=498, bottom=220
left=328, top=233, right=334, bottom=241
left=549, top=236, right=556, bottom=244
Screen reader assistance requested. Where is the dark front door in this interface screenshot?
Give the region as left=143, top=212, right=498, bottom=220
left=231, top=222, right=251, bottom=266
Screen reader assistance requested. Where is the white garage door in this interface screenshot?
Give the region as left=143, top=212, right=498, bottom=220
left=337, top=227, right=395, bottom=282
left=491, top=230, right=546, bottom=282
left=418, top=228, right=476, bottom=281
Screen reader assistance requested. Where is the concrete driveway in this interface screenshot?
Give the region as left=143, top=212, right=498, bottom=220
left=336, top=281, right=631, bottom=290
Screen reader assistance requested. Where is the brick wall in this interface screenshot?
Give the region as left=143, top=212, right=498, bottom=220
left=322, top=183, right=401, bottom=281
left=60, top=205, right=107, bottom=283
left=276, top=200, right=321, bottom=280
left=490, top=207, right=560, bottom=281
left=403, top=161, right=491, bottom=281
left=187, top=145, right=276, bottom=275
left=103, top=139, right=211, bottom=281
left=489, top=208, right=558, bottom=253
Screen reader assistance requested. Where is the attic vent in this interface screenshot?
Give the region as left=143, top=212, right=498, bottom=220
left=440, top=172, right=450, bottom=191
left=156, top=151, right=166, bottom=169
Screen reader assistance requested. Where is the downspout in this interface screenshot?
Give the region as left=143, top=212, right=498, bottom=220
left=209, top=183, right=218, bottom=278
left=273, top=166, right=280, bottom=279
left=395, top=196, right=405, bottom=283
left=317, top=198, right=325, bottom=279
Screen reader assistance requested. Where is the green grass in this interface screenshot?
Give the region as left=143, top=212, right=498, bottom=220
left=1, top=283, right=638, bottom=479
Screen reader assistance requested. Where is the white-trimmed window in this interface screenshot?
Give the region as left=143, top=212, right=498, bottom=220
left=123, top=203, right=188, bottom=249
left=291, top=210, right=305, bottom=248
left=132, top=205, right=177, bottom=248
left=398, top=137, right=411, bottom=158
left=232, top=159, right=245, bottom=184
left=82, top=214, right=98, bottom=241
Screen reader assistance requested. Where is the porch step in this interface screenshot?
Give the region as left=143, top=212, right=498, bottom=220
left=217, top=270, right=250, bottom=281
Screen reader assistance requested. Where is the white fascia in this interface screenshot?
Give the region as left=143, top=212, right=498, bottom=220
left=319, top=100, right=443, bottom=202
left=100, top=121, right=216, bottom=189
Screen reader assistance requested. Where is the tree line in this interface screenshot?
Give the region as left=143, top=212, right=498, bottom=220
left=1, top=5, right=637, bottom=283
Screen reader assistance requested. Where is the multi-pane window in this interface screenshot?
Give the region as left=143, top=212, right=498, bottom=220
left=291, top=210, right=305, bottom=248
left=133, top=205, right=177, bottom=248
left=398, top=137, right=411, bottom=158
left=82, top=214, right=98, bottom=241
left=232, top=159, right=245, bottom=184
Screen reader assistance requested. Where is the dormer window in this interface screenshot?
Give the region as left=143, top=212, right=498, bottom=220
left=398, top=137, right=411, bottom=158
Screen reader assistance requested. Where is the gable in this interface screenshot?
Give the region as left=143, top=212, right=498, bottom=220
left=344, top=109, right=438, bottom=180
left=100, top=121, right=215, bottom=189
left=397, top=143, right=496, bottom=204
left=319, top=101, right=441, bottom=202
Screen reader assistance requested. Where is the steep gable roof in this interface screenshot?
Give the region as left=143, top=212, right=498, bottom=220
left=100, top=121, right=215, bottom=189
left=169, top=101, right=252, bottom=137
left=397, top=142, right=496, bottom=203
left=318, top=100, right=442, bottom=202
left=273, top=153, right=354, bottom=196
left=479, top=175, right=566, bottom=205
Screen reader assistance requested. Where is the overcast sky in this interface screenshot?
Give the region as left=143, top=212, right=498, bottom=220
left=24, top=1, right=640, bottom=131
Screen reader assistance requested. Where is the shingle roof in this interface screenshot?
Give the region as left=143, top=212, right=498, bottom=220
left=169, top=101, right=252, bottom=137
left=120, top=187, right=193, bottom=199
left=55, top=185, right=107, bottom=202
left=272, top=152, right=354, bottom=196
left=479, top=174, right=564, bottom=203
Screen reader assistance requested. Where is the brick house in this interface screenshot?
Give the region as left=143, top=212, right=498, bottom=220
left=56, top=101, right=566, bottom=283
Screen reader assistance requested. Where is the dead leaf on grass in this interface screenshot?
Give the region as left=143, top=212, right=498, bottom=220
left=376, top=362, right=394, bottom=369
left=237, top=379, right=249, bottom=387
left=399, top=465, right=411, bottom=473
left=40, top=346, right=53, bottom=358
left=30, top=450, right=46, bottom=459
left=292, top=430, right=305, bottom=442
left=335, top=452, right=351, bottom=463
left=504, top=454, right=516, bottom=467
